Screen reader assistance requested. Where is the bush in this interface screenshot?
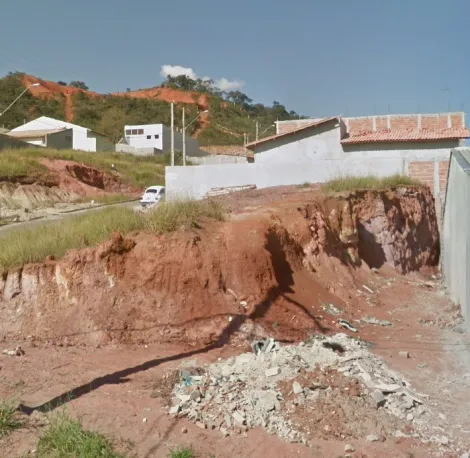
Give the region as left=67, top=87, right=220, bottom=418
left=323, top=174, right=422, bottom=193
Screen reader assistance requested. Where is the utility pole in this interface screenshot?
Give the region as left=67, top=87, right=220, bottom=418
left=170, top=102, right=175, bottom=166
left=182, top=107, right=186, bottom=166
left=255, top=121, right=259, bottom=141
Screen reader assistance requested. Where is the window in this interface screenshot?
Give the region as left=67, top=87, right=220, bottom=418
left=154, top=134, right=159, bottom=139
left=125, top=129, right=131, bottom=135
left=138, top=129, right=144, bottom=135
left=147, top=135, right=151, bottom=139
left=159, top=188, right=165, bottom=195
left=145, top=189, right=158, bottom=194
left=131, top=129, right=138, bottom=135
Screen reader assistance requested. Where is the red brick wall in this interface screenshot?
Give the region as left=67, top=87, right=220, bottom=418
left=408, top=160, right=450, bottom=194
left=278, top=112, right=465, bottom=136
left=409, top=161, right=435, bottom=189
left=439, top=160, right=450, bottom=192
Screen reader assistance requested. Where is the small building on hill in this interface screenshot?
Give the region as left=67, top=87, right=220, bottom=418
left=117, top=123, right=205, bottom=157
left=9, top=116, right=114, bottom=152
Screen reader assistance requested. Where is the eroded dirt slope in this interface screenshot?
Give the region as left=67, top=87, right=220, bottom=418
left=0, top=186, right=439, bottom=347
left=0, top=159, right=135, bottom=210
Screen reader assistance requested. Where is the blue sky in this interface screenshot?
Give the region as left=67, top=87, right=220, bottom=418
left=1, top=0, right=469, bottom=118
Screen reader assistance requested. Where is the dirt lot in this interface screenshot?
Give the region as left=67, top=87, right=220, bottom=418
left=0, top=185, right=469, bottom=457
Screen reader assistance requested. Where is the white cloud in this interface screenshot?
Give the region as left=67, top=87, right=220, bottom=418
left=160, top=65, right=197, bottom=80
left=160, top=65, right=245, bottom=91
left=215, top=77, right=245, bottom=91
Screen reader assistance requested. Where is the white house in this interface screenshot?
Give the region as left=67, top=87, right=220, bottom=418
left=9, top=116, right=113, bottom=152
left=121, top=124, right=204, bottom=157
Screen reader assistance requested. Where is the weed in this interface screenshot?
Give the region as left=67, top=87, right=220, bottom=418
left=0, top=199, right=225, bottom=269
left=145, top=199, right=225, bottom=234
left=323, top=174, right=422, bottom=193
left=0, top=399, right=22, bottom=437
left=37, top=413, right=125, bottom=458
left=0, top=153, right=47, bottom=180
left=297, top=182, right=311, bottom=189
left=168, top=446, right=195, bottom=458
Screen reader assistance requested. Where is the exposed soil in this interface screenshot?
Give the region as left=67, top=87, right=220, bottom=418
left=0, top=186, right=439, bottom=347
left=0, top=159, right=136, bottom=214
left=21, top=74, right=210, bottom=134
left=0, top=185, right=468, bottom=457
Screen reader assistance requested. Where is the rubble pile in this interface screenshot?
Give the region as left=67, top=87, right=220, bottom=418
left=168, top=334, right=426, bottom=442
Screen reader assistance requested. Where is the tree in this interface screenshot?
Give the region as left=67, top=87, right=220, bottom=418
left=227, top=91, right=252, bottom=108
left=97, top=106, right=126, bottom=142
left=69, top=81, right=89, bottom=90
left=57, top=81, right=67, bottom=86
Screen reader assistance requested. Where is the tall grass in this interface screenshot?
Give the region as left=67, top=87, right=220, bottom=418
left=323, top=174, right=422, bottom=193
left=0, top=200, right=225, bottom=269
left=0, top=399, right=22, bottom=437
left=0, top=153, right=47, bottom=179
left=37, top=413, right=125, bottom=458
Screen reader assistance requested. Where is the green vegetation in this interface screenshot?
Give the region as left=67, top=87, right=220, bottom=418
left=0, top=399, right=22, bottom=437
left=0, top=73, right=66, bottom=126
left=323, top=174, right=422, bottom=193
left=0, top=200, right=225, bottom=269
left=0, top=152, right=48, bottom=180
left=0, top=72, right=305, bottom=146
left=0, top=148, right=166, bottom=189
left=37, top=413, right=125, bottom=458
left=168, top=446, right=195, bottom=458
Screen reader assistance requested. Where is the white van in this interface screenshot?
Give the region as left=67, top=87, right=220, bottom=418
left=140, top=186, right=165, bottom=207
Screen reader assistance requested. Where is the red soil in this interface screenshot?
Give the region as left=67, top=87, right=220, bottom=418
left=0, top=186, right=439, bottom=348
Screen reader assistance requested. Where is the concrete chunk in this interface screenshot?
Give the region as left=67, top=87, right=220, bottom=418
left=366, top=434, right=379, bottom=442
left=399, top=351, right=410, bottom=358
left=292, top=381, right=304, bottom=395
left=169, top=405, right=181, bottom=415
left=370, top=390, right=386, bottom=408
left=232, top=411, right=246, bottom=425
left=374, top=383, right=402, bottom=393
left=265, top=367, right=281, bottom=377
left=177, top=394, right=191, bottom=403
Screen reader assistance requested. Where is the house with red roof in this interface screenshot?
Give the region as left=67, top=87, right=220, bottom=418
left=245, top=112, right=469, bottom=198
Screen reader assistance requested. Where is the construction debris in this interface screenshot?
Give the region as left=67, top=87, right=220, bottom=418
left=205, top=185, right=256, bottom=198
left=361, top=317, right=392, bottom=327
left=322, top=303, right=343, bottom=316
left=167, top=334, right=427, bottom=443
left=2, top=346, right=25, bottom=356
left=338, top=319, right=357, bottom=333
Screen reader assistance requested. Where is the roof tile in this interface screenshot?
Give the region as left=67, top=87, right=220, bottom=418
left=341, top=127, right=470, bottom=144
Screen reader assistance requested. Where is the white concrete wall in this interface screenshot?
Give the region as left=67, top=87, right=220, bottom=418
left=442, top=148, right=470, bottom=329
left=166, top=163, right=256, bottom=200
left=125, top=124, right=164, bottom=150
left=255, top=123, right=344, bottom=163
left=166, top=122, right=456, bottom=201
left=166, top=156, right=406, bottom=201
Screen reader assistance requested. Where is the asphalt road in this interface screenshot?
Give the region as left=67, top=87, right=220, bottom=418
left=0, top=200, right=140, bottom=237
